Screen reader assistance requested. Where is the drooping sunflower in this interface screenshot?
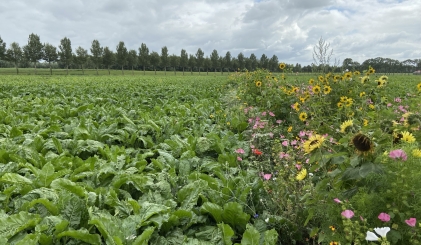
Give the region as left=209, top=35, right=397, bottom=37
left=279, top=62, right=286, bottom=69
left=299, top=112, right=308, bottom=122
left=255, top=81, right=262, bottom=87
left=401, top=131, right=416, bottom=143
left=312, top=85, right=321, bottom=94
left=340, top=120, right=353, bottom=133
left=361, top=76, right=369, bottom=84
left=323, top=85, right=332, bottom=94
left=303, top=134, right=325, bottom=154
left=351, top=133, right=374, bottom=154
left=296, top=168, right=307, bottom=181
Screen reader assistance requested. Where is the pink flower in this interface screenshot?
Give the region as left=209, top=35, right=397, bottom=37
left=394, top=97, right=401, bottom=103
left=262, top=111, right=267, bottom=116
left=341, top=210, right=354, bottom=219
left=276, top=120, right=282, bottom=124
left=299, top=131, right=306, bottom=137
left=235, top=148, right=245, bottom=154
left=237, top=156, right=242, bottom=161
left=279, top=152, right=290, bottom=159
left=389, top=149, right=407, bottom=161
left=280, top=134, right=285, bottom=138
left=405, top=218, right=416, bottom=227
left=268, top=132, right=274, bottom=138
left=295, top=164, right=301, bottom=170
left=269, top=112, right=275, bottom=117
left=263, top=174, right=272, bottom=180
left=291, top=140, right=297, bottom=145
left=387, top=103, right=392, bottom=107
left=282, top=141, right=289, bottom=147
left=333, top=198, right=342, bottom=203
left=378, top=213, right=390, bottom=222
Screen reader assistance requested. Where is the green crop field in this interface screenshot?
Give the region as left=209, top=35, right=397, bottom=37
left=0, top=71, right=421, bottom=244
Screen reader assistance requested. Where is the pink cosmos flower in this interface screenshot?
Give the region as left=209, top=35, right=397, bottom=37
left=378, top=213, right=390, bottom=222
left=387, top=103, right=392, bottom=107
left=237, top=156, right=242, bottom=161
left=291, top=140, right=297, bottom=145
left=394, top=97, right=401, bottom=103
left=299, top=131, right=306, bottom=137
left=262, top=111, right=267, bottom=116
left=389, top=149, right=407, bottom=161
left=282, top=141, right=289, bottom=147
left=279, top=152, right=289, bottom=159
left=269, top=112, right=275, bottom=117
left=341, top=210, right=354, bottom=219
left=268, top=132, right=274, bottom=138
left=235, top=148, right=245, bottom=154
left=295, top=164, right=301, bottom=170
left=405, top=218, right=416, bottom=227
left=276, top=120, right=282, bottom=124
left=263, top=174, right=272, bottom=180
left=333, top=198, right=342, bottom=203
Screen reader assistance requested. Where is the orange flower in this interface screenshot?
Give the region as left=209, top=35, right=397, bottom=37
left=252, top=149, right=263, bottom=156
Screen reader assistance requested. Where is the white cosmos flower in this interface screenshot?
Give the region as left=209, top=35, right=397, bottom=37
left=366, top=227, right=390, bottom=241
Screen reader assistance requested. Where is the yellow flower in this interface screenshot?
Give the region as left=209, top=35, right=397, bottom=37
left=210, top=114, right=214, bottom=118
left=312, top=85, right=321, bottom=94
left=401, top=131, right=416, bottom=143
left=329, top=242, right=338, bottom=245
left=309, top=78, right=315, bottom=85
left=334, top=75, right=341, bottom=82
left=377, top=79, right=386, bottom=87
left=293, top=102, right=300, bottom=111
left=354, top=71, right=361, bottom=75
left=303, top=134, right=325, bottom=154
left=318, top=75, right=324, bottom=82
left=359, top=92, right=366, bottom=97
left=412, top=149, right=421, bottom=158
left=323, top=85, right=332, bottom=94
left=361, top=76, right=369, bottom=84
left=226, top=122, right=231, bottom=126
left=337, top=102, right=343, bottom=108
left=340, top=120, right=353, bottom=133
left=340, top=96, right=348, bottom=103
left=368, top=67, right=375, bottom=74
left=255, top=81, right=262, bottom=87
left=329, top=226, right=336, bottom=231
left=279, top=62, right=286, bottom=69
left=345, top=98, right=353, bottom=107
left=363, top=119, right=369, bottom=126
left=379, top=75, right=388, bottom=82
left=417, top=83, right=421, bottom=91
left=345, top=72, right=352, bottom=79
left=369, top=104, right=375, bottom=110
left=299, top=112, right=307, bottom=122
left=287, top=126, right=293, bottom=132
left=296, top=168, right=307, bottom=181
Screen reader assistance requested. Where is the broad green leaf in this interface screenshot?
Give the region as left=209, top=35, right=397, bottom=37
left=57, top=192, right=88, bottom=229
left=56, top=229, right=102, bottom=245
left=221, top=202, right=250, bottom=232
left=51, top=178, right=87, bottom=197
left=15, top=233, right=40, bottom=245
left=0, top=173, right=32, bottom=185
left=0, top=211, right=41, bottom=239
left=201, top=202, right=223, bottom=223
left=262, top=229, right=278, bottom=245
left=21, top=198, right=59, bottom=215
left=241, top=224, right=260, bottom=245
left=89, top=211, right=123, bottom=245
left=132, top=227, right=155, bottom=245
left=218, top=223, right=234, bottom=245
left=177, top=180, right=208, bottom=210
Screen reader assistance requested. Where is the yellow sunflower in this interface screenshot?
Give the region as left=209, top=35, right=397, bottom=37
left=354, top=71, right=361, bottom=75
left=417, top=83, right=421, bottom=91
left=401, top=131, right=416, bottom=143
left=279, top=62, right=286, bottom=69
left=345, top=72, right=352, bottom=79
left=337, top=102, right=343, bottom=108
left=255, top=81, right=262, bottom=87
left=340, top=119, right=353, bottom=133
left=413, top=149, right=421, bottom=158
left=299, top=112, right=308, bottom=122
left=296, top=168, right=307, bottom=181
left=312, top=85, right=321, bottom=94
left=368, top=67, right=375, bottom=74
left=318, top=75, right=324, bottom=82
left=379, top=75, right=388, bottom=82
left=340, top=96, right=348, bottom=103
left=323, top=85, right=332, bottom=94
left=345, top=98, right=353, bottom=107
left=293, top=102, right=300, bottom=111
left=334, top=75, right=341, bottom=82
left=377, top=80, right=386, bottom=87
left=361, top=76, right=369, bottom=84
left=359, top=92, right=366, bottom=97
left=303, top=134, right=325, bottom=154
left=309, top=78, right=315, bottom=85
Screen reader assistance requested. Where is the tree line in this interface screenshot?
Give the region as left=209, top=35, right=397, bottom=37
left=0, top=34, right=420, bottom=75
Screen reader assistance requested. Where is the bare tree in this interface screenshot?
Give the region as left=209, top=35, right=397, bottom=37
left=313, top=37, right=333, bottom=73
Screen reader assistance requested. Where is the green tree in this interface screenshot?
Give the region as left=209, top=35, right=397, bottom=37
left=188, top=54, right=196, bottom=75
left=224, top=51, right=231, bottom=73
left=90, top=39, right=103, bottom=75
left=219, top=56, right=225, bottom=75
left=5, top=42, right=22, bottom=74
left=75, top=46, right=88, bottom=75
left=161, top=46, right=169, bottom=75
left=204, top=56, right=211, bottom=75
left=210, top=49, right=219, bottom=73
left=138, top=43, right=149, bottom=75
left=249, top=53, right=257, bottom=71
left=127, top=49, right=138, bottom=75
left=149, top=51, right=160, bottom=75
left=260, top=54, right=268, bottom=69
left=0, top=36, right=5, bottom=60
left=170, top=54, right=179, bottom=75
left=195, top=48, right=204, bottom=74
left=237, top=52, right=245, bottom=71
left=23, top=33, right=43, bottom=74
left=269, top=54, right=279, bottom=71
left=116, top=41, right=128, bottom=75
left=102, top=46, right=115, bottom=75
left=43, top=43, right=58, bottom=75
left=58, top=37, right=72, bottom=75
left=180, top=49, right=188, bottom=75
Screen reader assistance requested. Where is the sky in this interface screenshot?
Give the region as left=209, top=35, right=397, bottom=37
left=0, top=0, right=420, bottom=66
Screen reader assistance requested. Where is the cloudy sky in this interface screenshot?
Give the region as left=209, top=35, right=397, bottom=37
left=1, top=0, right=420, bottom=65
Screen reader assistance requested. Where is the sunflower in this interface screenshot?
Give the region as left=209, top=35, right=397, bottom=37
left=413, top=149, right=421, bottom=158
left=334, top=75, right=341, bottom=82
left=377, top=80, right=386, bottom=87
left=351, top=133, right=374, bottom=154
left=359, top=92, right=366, bottom=97
left=401, top=131, right=416, bottom=143
left=345, top=72, right=352, bottom=79
left=312, top=85, right=321, bottom=94
left=296, top=168, right=307, bottom=181
left=361, top=76, right=369, bottom=84
left=323, top=85, right=332, bottom=94
left=393, top=132, right=403, bottom=144
left=340, top=96, right=348, bottom=103
left=293, top=102, right=300, bottom=111
left=340, top=120, right=353, bottom=133
left=303, top=134, right=325, bottom=154
left=354, top=71, right=361, bottom=75
left=299, top=112, right=308, bottom=122
left=345, top=98, right=353, bottom=107
left=417, top=83, right=421, bottom=91
left=379, top=75, right=388, bottom=82
left=337, top=102, right=343, bottom=108
left=369, top=104, right=375, bottom=110
left=318, top=75, right=324, bottom=82
left=279, top=62, right=286, bottom=69
left=368, top=67, right=375, bottom=74
left=309, top=78, right=315, bottom=85
left=255, top=81, right=262, bottom=87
